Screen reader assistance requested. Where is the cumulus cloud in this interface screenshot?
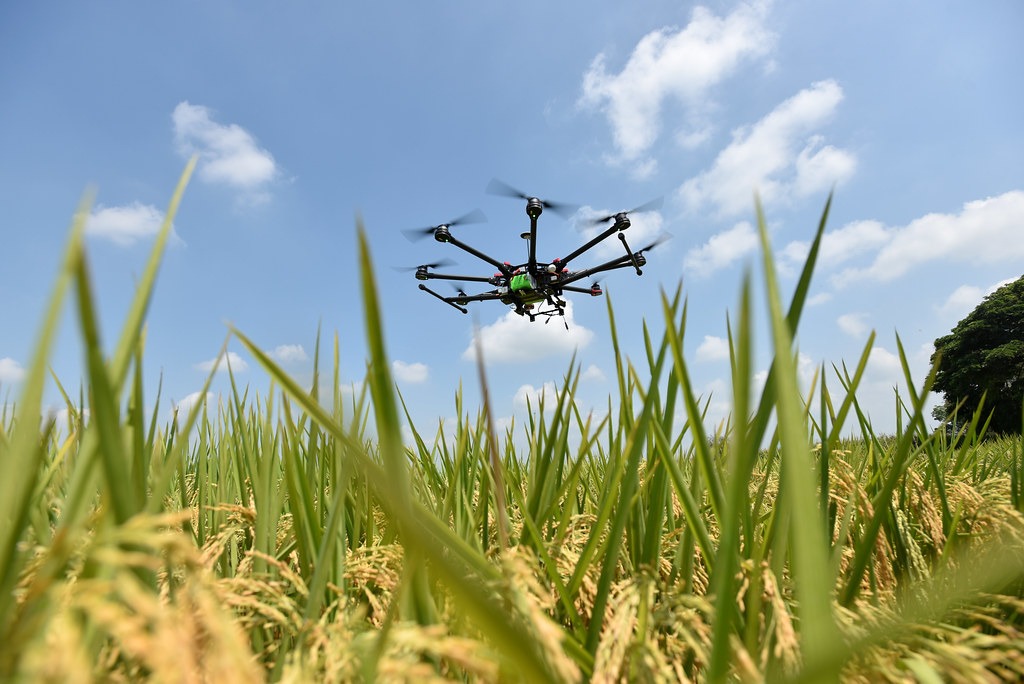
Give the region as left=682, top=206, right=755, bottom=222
left=269, top=344, right=308, bottom=364
left=580, top=364, right=606, bottom=382
left=579, top=1, right=775, bottom=173
left=696, top=335, right=730, bottom=361
left=171, top=391, right=214, bottom=422
left=172, top=101, right=279, bottom=202
left=837, top=312, right=870, bottom=338
left=834, top=191, right=1024, bottom=284
left=0, top=357, right=26, bottom=384
left=392, top=360, right=429, bottom=383
left=937, top=277, right=1016, bottom=320
left=86, top=202, right=183, bottom=247
left=683, top=221, right=759, bottom=278
left=463, top=300, right=594, bottom=363
left=781, top=219, right=889, bottom=271
left=513, top=381, right=558, bottom=410
left=194, top=351, right=249, bottom=374
left=679, top=80, right=855, bottom=218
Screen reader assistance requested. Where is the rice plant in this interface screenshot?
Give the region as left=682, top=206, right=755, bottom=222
left=1, top=167, right=1022, bottom=682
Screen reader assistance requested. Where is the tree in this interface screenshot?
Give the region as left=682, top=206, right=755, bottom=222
left=931, top=274, right=1024, bottom=435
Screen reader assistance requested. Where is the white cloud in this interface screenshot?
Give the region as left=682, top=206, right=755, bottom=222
left=86, top=202, right=183, bottom=247
left=837, top=312, right=870, bottom=338
left=194, top=351, right=249, bottom=374
left=937, top=277, right=1016, bottom=320
left=679, top=80, right=855, bottom=218
left=172, top=101, right=279, bottom=202
left=782, top=219, right=890, bottom=271
left=579, top=1, right=775, bottom=171
left=270, top=344, right=308, bottom=364
left=696, top=335, right=730, bottom=361
left=463, top=300, right=594, bottom=363
left=835, top=191, right=1024, bottom=284
left=867, top=346, right=902, bottom=378
left=0, top=358, right=26, bottom=384
left=807, top=292, right=832, bottom=307
left=392, top=360, right=429, bottom=383
left=580, top=364, right=606, bottom=382
left=171, top=391, right=214, bottom=421
left=513, top=381, right=558, bottom=410
left=683, top=221, right=758, bottom=278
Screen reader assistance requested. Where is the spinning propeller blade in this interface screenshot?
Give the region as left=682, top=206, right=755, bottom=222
left=485, top=178, right=579, bottom=218
left=392, top=257, right=457, bottom=272
left=636, top=233, right=671, bottom=255
left=584, top=196, right=664, bottom=227
left=402, top=209, right=487, bottom=241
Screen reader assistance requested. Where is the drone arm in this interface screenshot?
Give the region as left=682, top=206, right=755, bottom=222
left=444, top=234, right=512, bottom=277
left=420, top=272, right=494, bottom=284
left=561, top=285, right=601, bottom=295
left=418, top=284, right=468, bottom=314
left=447, top=290, right=507, bottom=304
left=559, top=254, right=637, bottom=287
left=557, top=221, right=622, bottom=269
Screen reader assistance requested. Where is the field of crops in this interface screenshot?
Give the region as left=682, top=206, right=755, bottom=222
left=3, top=168, right=1023, bottom=682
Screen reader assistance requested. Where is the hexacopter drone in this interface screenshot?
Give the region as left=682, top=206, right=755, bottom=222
left=400, top=179, right=667, bottom=324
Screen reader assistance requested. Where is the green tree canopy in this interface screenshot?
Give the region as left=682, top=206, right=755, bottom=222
left=931, top=274, right=1024, bottom=435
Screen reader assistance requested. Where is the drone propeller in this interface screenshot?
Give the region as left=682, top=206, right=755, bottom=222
left=635, top=233, right=672, bottom=255
left=485, top=178, right=579, bottom=218
left=584, top=196, right=664, bottom=227
left=402, top=209, right=486, bottom=241
left=392, top=258, right=457, bottom=272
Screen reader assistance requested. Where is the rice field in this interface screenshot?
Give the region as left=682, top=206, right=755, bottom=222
left=2, top=165, right=1023, bottom=682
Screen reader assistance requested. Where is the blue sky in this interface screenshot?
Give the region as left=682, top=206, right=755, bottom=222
left=2, top=1, right=1022, bottom=437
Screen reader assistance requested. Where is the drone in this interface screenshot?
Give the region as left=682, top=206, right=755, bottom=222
left=399, top=179, right=667, bottom=324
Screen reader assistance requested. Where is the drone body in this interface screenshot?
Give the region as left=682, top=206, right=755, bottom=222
left=401, top=180, right=665, bottom=323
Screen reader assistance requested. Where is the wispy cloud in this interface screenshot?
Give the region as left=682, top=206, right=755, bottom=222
left=579, top=1, right=775, bottom=176
left=0, top=357, right=26, bottom=384
left=392, top=360, right=429, bottom=383
left=172, top=101, right=279, bottom=203
left=837, top=312, right=870, bottom=338
left=683, top=221, right=759, bottom=278
left=833, top=191, right=1024, bottom=285
left=679, top=80, right=855, bottom=218
left=463, top=300, right=594, bottom=363
left=781, top=219, right=888, bottom=271
left=86, top=202, right=183, bottom=247
left=194, top=351, right=249, bottom=374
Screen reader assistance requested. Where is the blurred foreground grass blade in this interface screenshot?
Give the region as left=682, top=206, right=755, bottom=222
left=0, top=193, right=88, bottom=632
left=109, top=157, right=195, bottom=391
left=356, top=219, right=437, bottom=626
left=755, top=197, right=841, bottom=680
left=707, top=272, right=756, bottom=682
left=585, top=358, right=658, bottom=653
left=73, top=237, right=138, bottom=524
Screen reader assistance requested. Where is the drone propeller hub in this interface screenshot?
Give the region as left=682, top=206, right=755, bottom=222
left=615, top=213, right=631, bottom=230
left=433, top=226, right=451, bottom=243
